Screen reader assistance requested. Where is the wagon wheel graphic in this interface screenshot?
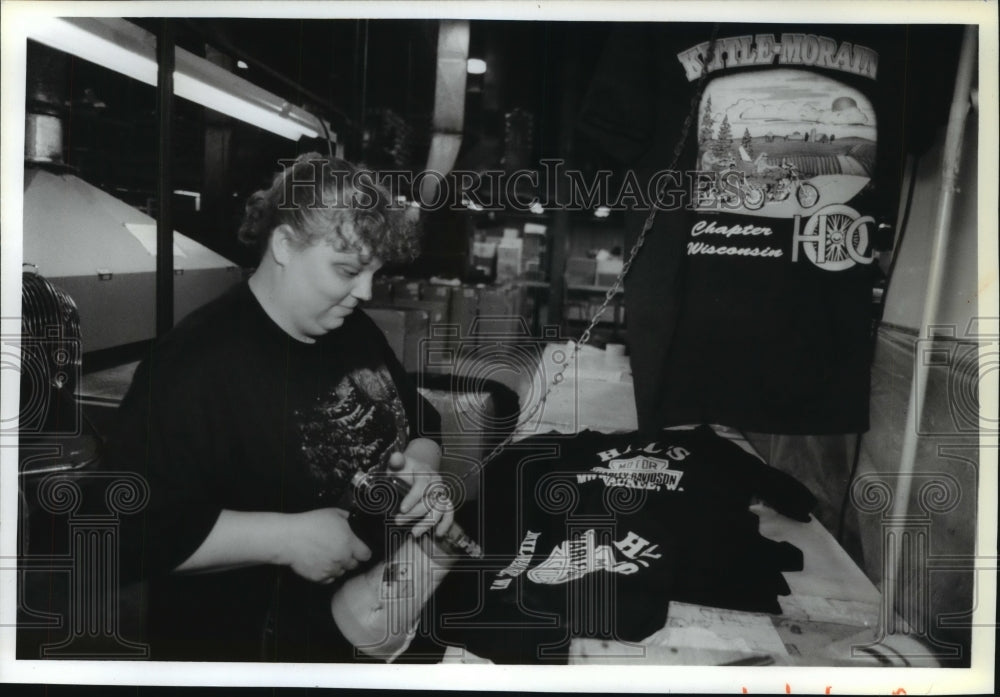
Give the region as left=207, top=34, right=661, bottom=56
left=822, top=211, right=856, bottom=264
left=800, top=204, right=873, bottom=272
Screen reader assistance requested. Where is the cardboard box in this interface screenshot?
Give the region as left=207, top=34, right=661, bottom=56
left=413, top=285, right=477, bottom=376
left=363, top=307, right=429, bottom=373
left=475, top=285, right=528, bottom=341
left=565, top=257, right=598, bottom=287
left=422, top=282, right=453, bottom=308
left=383, top=297, right=450, bottom=373
left=595, top=258, right=624, bottom=288
left=395, top=279, right=423, bottom=300
left=496, top=238, right=523, bottom=282
left=521, top=232, right=544, bottom=261
left=450, top=285, right=480, bottom=344
left=389, top=298, right=449, bottom=326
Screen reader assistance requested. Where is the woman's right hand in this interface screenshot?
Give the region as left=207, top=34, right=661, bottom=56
left=279, top=508, right=372, bottom=584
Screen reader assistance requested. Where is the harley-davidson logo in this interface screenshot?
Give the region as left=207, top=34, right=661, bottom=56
left=577, top=455, right=685, bottom=491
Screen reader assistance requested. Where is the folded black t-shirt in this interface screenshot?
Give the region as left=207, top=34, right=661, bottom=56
left=429, top=426, right=815, bottom=663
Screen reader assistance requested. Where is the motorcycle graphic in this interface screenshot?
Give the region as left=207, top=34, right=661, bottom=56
left=768, top=163, right=820, bottom=208
left=698, top=172, right=767, bottom=211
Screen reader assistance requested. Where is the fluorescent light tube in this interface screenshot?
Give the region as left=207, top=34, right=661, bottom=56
left=26, top=17, right=324, bottom=141
left=174, top=48, right=320, bottom=140
left=28, top=16, right=157, bottom=85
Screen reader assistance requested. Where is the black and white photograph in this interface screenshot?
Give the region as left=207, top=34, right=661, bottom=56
left=1, top=1, right=996, bottom=693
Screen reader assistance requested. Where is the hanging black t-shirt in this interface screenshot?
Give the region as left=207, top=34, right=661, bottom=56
left=431, top=426, right=815, bottom=663
left=110, top=281, right=439, bottom=661
left=580, top=23, right=912, bottom=433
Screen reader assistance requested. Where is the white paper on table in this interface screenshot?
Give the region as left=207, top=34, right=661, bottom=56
left=439, top=645, right=493, bottom=664
left=643, top=601, right=789, bottom=656
left=778, top=595, right=879, bottom=627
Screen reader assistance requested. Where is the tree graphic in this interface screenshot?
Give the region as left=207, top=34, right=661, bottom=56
left=712, top=114, right=733, bottom=158
left=741, top=128, right=754, bottom=158
left=699, top=96, right=715, bottom=145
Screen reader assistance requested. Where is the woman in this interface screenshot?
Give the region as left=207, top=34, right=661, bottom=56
left=112, top=153, right=450, bottom=662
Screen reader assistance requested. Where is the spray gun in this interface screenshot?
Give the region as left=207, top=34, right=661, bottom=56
left=330, top=468, right=482, bottom=659
left=347, top=469, right=482, bottom=559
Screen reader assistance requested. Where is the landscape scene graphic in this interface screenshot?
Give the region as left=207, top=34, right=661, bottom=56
left=695, top=69, right=876, bottom=217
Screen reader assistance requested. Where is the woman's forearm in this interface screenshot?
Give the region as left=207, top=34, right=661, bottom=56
left=174, top=509, right=289, bottom=573
left=175, top=507, right=370, bottom=583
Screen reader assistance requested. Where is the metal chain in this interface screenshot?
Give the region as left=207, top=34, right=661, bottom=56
left=467, top=28, right=720, bottom=475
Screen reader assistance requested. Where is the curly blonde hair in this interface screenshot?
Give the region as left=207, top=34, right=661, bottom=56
left=238, top=153, right=420, bottom=263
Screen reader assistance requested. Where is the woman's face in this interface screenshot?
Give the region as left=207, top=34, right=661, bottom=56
left=279, top=224, right=383, bottom=340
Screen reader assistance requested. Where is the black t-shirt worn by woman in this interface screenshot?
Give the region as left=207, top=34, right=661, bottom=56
left=110, top=281, right=439, bottom=661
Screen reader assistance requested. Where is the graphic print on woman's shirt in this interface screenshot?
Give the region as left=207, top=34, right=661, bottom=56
left=296, top=366, right=408, bottom=502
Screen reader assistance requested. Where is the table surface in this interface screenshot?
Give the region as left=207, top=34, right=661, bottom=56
left=441, top=342, right=930, bottom=667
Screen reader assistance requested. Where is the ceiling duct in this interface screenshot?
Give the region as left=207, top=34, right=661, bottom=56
left=420, top=20, right=469, bottom=204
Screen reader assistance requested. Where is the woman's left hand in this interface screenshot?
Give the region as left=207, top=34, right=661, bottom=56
left=386, top=438, right=454, bottom=538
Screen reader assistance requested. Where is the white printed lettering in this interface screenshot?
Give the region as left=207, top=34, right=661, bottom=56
left=495, top=530, right=541, bottom=580
left=614, top=531, right=651, bottom=559
left=679, top=33, right=879, bottom=80
left=691, top=220, right=773, bottom=238
left=688, top=241, right=784, bottom=258
left=664, top=446, right=691, bottom=461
